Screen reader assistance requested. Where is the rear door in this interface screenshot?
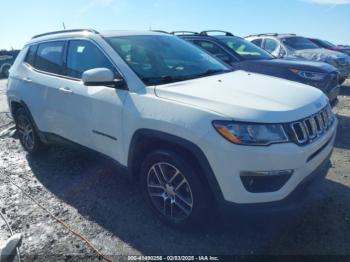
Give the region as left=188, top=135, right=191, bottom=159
left=23, top=41, right=66, bottom=133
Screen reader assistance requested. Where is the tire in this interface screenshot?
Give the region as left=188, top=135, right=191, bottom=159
left=2, top=65, right=10, bottom=78
left=15, top=108, right=47, bottom=154
left=140, top=149, right=209, bottom=228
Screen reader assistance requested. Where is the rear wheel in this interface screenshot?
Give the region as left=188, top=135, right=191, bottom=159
left=141, top=150, right=208, bottom=228
left=339, top=77, right=346, bottom=85
left=15, top=108, right=47, bottom=154
left=2, top=65, right=10, bottom=78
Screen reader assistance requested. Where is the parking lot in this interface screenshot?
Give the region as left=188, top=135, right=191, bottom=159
left=0, top=78, right=350, bottom=260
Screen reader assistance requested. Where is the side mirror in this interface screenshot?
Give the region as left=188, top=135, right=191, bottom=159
left=82, top=68, right=126, bottom=88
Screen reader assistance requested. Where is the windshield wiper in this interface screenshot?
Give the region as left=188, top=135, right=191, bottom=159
left=194, top=69, right=231, bottom=78
left=141, top=75, right=186, bottom=85
left=141, top=69, right=230, bottom=85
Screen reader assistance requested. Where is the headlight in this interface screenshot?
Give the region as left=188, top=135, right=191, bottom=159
left=290, top=69, right=327, bottom=81
left=213, top=121, right=289, bottom=146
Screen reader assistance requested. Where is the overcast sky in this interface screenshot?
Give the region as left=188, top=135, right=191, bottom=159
left=1, top=0, right=350, bottom=49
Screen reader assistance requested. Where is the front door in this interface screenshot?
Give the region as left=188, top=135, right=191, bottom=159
left=56, top=39, right=128, bottom=161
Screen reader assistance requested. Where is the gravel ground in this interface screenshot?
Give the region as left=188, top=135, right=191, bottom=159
left=0, top=78, right=350, bottom=261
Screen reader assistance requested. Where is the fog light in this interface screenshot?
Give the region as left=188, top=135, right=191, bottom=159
left=240, top=170, right=293, bottom=193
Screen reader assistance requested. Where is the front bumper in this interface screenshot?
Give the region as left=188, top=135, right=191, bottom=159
left=328, top=85, right=340, bottom=105
left=200, top=118, right=337, bottom=206
left=337, top=65, right=350, bottom=79
left=220, top=149, right=332, bottom=215
left=307, top=72, right=339, bottom=103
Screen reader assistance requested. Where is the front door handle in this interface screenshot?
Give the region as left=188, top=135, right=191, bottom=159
left=22, top=77, right=32, bottom=83
left=59, top=87, right=73, bottom=94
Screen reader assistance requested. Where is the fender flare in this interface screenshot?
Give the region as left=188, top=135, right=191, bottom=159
left=128, top=128, right=225, bottom=203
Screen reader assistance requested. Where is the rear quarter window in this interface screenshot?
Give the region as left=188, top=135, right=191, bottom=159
left=24, top=45, right=37, bottom=66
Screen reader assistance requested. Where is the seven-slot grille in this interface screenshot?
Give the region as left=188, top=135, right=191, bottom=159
left=289, top=105, right=335, bottom=145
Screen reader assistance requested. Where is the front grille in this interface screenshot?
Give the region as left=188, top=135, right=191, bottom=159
left=287, top=105, right=335, bottom=145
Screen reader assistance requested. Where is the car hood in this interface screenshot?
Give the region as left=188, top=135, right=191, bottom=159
left=244, top=58, right=337, bottom=73
left=287, top=48, right=349, bottom=63
left=155, top=71, right=328, bottom=123
left=334, top=47, right=350, bottom=56
left=334, top=46, right=350, bottom=51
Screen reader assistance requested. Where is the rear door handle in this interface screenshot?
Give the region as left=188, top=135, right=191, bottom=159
left=59, top=87, right=73, bottom=94
left=22, top=77, right=32, bottom=83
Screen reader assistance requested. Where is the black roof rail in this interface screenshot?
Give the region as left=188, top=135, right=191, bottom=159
left=171, top=31, right=199, bottom=35
left=151, top=30, right=169, bottom=34
left=283, top=33, right=297, bottom=37
left=245, top=33, right=296, bottom=38
left=200, top=30, right=234, bottom=36
left=245, top=33, right=278, bottom=38
left=32, top=29, right=100, bottom=39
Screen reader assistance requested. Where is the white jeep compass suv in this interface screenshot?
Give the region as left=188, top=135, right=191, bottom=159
left=7, top=29, right=337, bottom=227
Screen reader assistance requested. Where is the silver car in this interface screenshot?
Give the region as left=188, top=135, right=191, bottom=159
left=246, top=33, right=350, bottom=84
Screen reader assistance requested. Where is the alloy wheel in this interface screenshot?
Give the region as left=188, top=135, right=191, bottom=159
left=17, top=115, right=35, bottom=151
left=147, top=162, right=194, bottom=221
left=3, top=66, right=10, bottom=78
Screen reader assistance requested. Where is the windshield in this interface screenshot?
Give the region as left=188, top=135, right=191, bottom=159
left=281, top=37, right=319, bottom=50
left=219, top=36, right=273, bottom=60
left=106, top=35, right=230, bottom=85
left=311, top=39, right=336, bottom=49
left=320, top=39, right=337, bottom=48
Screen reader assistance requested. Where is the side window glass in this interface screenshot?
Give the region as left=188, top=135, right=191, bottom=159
left=193, top=40, right=231, bottom=63
left=251, top=39, right=262, bottom=47
left=279, top=47, right=287, bottom=57
left=66, top=40, right=115, bottom=79
left=264, top=39, right=279, bottom=53
left=35, top=41, right=65, bottom=74
left=24, top=45, right=37, bottom=66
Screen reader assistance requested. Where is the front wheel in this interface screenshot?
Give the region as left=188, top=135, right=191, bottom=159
left=339, top=77, right=346, bottom=85
left=141, top=150, right=209, bottom=228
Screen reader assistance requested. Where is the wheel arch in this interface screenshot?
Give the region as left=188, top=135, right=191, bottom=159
left=11, top=100, right=47, bottom=143
left=10, top=100, right=31, bottom=119
left=127, top=129, right=224, bottom=203
left=0, top=63, right=12, bottom=73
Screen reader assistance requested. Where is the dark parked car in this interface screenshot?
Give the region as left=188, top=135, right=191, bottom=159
left=0, top=50, right=20, bottom=78
left=245, top=33, right=350, bottom=84
left=173, top=31, right=340, bottom=104
left=309, top=38, right=350, bottom=57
